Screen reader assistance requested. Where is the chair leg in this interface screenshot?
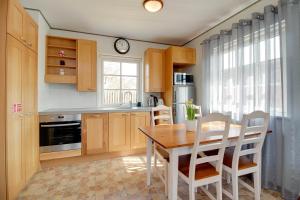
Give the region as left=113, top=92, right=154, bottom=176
left=254, top=171, right=261, bottom=200
left=189, top=185, right=195, bottom=200
left=232, top=175, right=239, bottom=200
left=154, top=153, right=157, bottom=172
left=216, top=181, right=222, bottom=200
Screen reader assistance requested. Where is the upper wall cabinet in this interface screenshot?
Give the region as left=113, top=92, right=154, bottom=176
left=144, top=48, right=165, bottom=92
left=170, top=46, right=196, bottom=65
left=77, top=39, right=97, bottom=92
left=7, top=0, right=38, bottom=52
left=45, top=36, right=97, bottom=92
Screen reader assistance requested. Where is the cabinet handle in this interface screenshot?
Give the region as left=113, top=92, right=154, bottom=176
left=27, top=42, right=32, bottom=47
left=131, top=113, right=136, bottom=116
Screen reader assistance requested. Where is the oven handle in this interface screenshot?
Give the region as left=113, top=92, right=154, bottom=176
left=40, top=123, right=81, bottom=128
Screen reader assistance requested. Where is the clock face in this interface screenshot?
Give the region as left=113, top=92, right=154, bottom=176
left=114, top=38, right=130, bottom=54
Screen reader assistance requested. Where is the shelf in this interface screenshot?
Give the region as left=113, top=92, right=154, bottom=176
left=48, top=45, right=76, bottom=50
left=45, top=74, right=77, bottom=84
left=47, top=64, right=76, bottom=68
left=48, top=55, right=76, bottom=59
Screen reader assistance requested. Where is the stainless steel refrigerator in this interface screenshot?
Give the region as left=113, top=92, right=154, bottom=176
left=173, top=85, right=195, bottom=123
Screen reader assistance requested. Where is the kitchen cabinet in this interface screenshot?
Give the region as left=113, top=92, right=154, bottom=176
left=6, top=34, right=25, bottom=200
left=170, top=46, right=196, bottom=65
left=24, top=13, right=38, bottom=52
left=6, top=30, right=38, bottom=200
left=144, top=48, right=165, bottom=92
left=130, top=112, right=150, bottom=150
left=77, top=39, right=97, bottom=92
left=7, top=0, right=38, bottom=52
left=82, top=113, right=108, bottom=155
left=109, top=112, right=131, bottom=152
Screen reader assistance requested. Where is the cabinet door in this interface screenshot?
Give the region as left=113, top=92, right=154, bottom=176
left=109, top=113, right=131, bottom=152
left=6, top=35, right=25, bottom=200
left=82, top=113, right=108, bottom=155
left=7, top=0, right=25, bottom=42
left=22, top=48, right=37, bottom=114
left=172, top=46, right=196, bottom=65
left=77, top=39, right=97, bottom=92
left=22, top=48, right=39, bottom=182
left=23, top=114, right=39, bottom=182
left=24, top=14, right=38, bottom=53
left=130, top=112, right=150, bottom=150
left=144, top=48, right=165, bottom=92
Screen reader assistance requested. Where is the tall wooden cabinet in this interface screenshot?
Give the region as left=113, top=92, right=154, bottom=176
left=3, top=0, right=39, bottom=199
left=7, top=0, right=38, bottom=53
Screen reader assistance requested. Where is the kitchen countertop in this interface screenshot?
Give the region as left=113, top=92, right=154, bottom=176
left=39, top=106, right=152, bottom=115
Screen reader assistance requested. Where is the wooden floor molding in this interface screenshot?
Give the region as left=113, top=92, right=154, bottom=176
left=40, top=149, right=146, bottom=168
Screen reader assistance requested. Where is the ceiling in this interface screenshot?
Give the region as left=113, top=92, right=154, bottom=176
left=21, top=0, right=258, bottom=45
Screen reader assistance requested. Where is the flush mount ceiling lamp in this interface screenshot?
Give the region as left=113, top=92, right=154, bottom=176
left=143, top=0, right=163, bottom=13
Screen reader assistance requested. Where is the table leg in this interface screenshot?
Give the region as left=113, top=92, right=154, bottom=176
left=146, top=138, right=152, bottom=186
left=168, top=149, right=178, bottom=200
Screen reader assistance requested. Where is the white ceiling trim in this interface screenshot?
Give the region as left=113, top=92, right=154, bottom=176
left=25, top=0, right=260, bottom=46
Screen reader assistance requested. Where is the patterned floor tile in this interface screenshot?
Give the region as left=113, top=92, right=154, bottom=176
left=18, top=155, right=282, bottom=200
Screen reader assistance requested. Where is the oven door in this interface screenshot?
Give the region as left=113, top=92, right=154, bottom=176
left=40, top=121, right=81, bottom=153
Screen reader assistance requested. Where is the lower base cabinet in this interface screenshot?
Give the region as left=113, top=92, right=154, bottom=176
left=130, top=112, right=150, bottom=150
left=82, top=113, right=109, bottom=155
left=82, top=112, right=150, bottom=155
left=108, top=112, right=131, bottom=152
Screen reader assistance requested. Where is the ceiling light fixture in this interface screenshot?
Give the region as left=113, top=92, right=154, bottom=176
left=143, top=0, right=163, bottom=13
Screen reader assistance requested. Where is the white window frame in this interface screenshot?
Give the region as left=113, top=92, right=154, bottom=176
left=99, top=56, right=142, bottom=107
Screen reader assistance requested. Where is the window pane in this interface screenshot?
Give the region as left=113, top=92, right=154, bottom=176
left=122, top=77, right=137, bottom=89
left=121, top=90, right=137, bottom=103
left=122, top=63, right=137, bottom=76
left=103, top=61, right=120, bottom=75
left=103, top=90, right=120, bottom=104
left=104, top=76, right=120, bottom=89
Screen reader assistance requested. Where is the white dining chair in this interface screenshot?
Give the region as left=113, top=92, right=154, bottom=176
left=221, top=111, right=269, bottom=200
left=151, top=105, right=173, bottom=196
left=178, top=113, right=230, bottom=200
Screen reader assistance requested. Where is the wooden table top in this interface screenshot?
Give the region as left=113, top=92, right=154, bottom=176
left=139, top=123, right=271, bottom=149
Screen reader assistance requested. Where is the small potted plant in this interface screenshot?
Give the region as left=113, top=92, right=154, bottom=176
left=185, top=99, right=197, bottom=131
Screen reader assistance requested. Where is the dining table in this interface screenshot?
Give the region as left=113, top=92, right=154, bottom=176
left=138, top=123, right=271, bottom=200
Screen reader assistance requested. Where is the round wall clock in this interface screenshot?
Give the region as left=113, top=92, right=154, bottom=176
left=114, top=38, right=130, bottom=54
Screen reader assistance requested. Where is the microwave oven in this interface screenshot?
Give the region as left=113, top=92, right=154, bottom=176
left=174, top=72, right=194, bottom=85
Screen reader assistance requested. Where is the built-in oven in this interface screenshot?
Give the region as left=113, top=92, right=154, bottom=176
left=39, top=114, right=81, bottom=153
left=174, top=72, right=194, bottom=85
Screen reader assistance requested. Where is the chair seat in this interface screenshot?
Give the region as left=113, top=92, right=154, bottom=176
left=223, top=149, right=257, bottom=170
left=178, top=155, right=219, bottom=180
left=155, top=146, right=169, bottom=161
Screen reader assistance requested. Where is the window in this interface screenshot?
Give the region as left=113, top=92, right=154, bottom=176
left=101, top=57, right=140, bottom=105
left=206, top=22, right=283, bottom=120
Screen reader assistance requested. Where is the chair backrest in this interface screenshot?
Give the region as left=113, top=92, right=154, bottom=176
left=151, top=105, right=173, bottom=126
left=189, top=113, right=231, bottom=181
left=232, top=111, right=270, bottom=170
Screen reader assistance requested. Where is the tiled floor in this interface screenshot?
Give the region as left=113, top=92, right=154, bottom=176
left=19, top=155, right=282, bottom=200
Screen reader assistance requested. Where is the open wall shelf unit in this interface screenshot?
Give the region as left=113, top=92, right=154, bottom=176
left=45, top=36, right=78, bottom=84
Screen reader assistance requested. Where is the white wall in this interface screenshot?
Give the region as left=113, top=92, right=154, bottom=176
left=27, top=10, right=167, bottom=111
left=184, top=0, right=278, bottom=106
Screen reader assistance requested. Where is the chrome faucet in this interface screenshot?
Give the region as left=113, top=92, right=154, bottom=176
left=124, top=91, right=133, bottom=107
